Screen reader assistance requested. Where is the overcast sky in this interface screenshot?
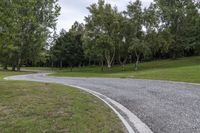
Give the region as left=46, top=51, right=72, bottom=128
left=56, top=0, right=153, bottom=32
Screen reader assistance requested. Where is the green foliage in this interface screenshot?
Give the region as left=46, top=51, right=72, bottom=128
left=83, top=0, right=121, bottom=68
left=51, top=22, right=84, bottom=69
left=2, top=0, right=198, bottom=71
left=0, top=0, right=60, bottom=70
left=49, top=0, right=200, bottom=70
left=128, top=39, right=151, bottom=57
left=128, top=39, right=151, bottom=70
left=154, top=0, right=200, bottom=58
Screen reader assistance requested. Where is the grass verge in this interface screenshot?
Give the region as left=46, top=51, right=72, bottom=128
left=0, top=70, right=31, bottom=80
left=0, top=71, right=124, bottom=133
left=48, top=56, right=200, bottom=83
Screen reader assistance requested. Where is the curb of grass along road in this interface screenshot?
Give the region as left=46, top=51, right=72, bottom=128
left=65, top=84, right=135, bottom=133
left=4, top=74, right=153, bottom=133
left=62, top=84, right=153, bottom=133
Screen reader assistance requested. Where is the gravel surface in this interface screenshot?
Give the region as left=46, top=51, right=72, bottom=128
left=6, top=73, right=200, bottom=133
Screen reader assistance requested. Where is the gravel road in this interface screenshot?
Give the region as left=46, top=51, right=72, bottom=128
left=6, top=72, right=200, bottom=133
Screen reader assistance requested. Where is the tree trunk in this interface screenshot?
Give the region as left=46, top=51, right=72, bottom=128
left=88, top=57, right=91, bottom=66
left=105, top=48, right=115, bottom=69
left=17, top=58, right=21, bottom=71
left=3, top=64, right=8, bottom=70
left=129, top=55, right=132, bottom=64
left=107, top=60, right=112, bottom=69
left=12, top=65, right=16, bottom=71
left=119, top=55, right=127, bottom=71
left=79, top=63, right=82, bottom=71
left=51, top=61, right=54, bottom=68
left=51, top=61, right=54, bottom=71
left=17, top=66, right=21, bottom=71
left=122, top=64, right=125, bottom=71
left=172, top=52, right=177, bottom=59
left=70, top=64, right=73, bottom=72
left=101, top=58, right=104, bottom=71
left=135, top=55, right=140, bottom=71
left=60, top=60, right=63, bottom=68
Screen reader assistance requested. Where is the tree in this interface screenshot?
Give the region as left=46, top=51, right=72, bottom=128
left=0, top=0, right=60, bottom=71
left=180, top=1, right=200, bottom=56
left=117, top=15, right=129, bottom=70
left=51, top=29, right=66, bottom=68
left=0, top=0, right=18, bottom=70
left=84, top=0, right=120, bottom=68
left=66, top=22, right=85, bottom=70
left=2, top=0, right=199, bottom=70
left=154, top=0, right=197, bottom=58
left=126, top=0, right=151, bottom=70
left=116, top=13, right=133, bottom=70
left=48, top=0, right=200, bottom=70
left=127, top=0, right=143, bottom=39
left=128, top=39, right=151, bottom=70
left=51, top=22, right=85, bottom=70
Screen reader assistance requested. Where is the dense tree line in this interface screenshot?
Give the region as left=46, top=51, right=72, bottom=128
left=50, top=22, right=85, bottom=70
left=1, top=0, right=200, bottom=71
left=51, top=0, right=200, bottom=70
left=0, top=0, right=60, bottom=71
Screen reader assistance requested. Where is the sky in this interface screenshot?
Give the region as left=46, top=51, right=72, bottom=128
left=57, top=0, right=153, bottom=32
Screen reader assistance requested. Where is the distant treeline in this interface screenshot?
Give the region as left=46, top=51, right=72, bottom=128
left=1, top=0, right=200, bottom=71
left=49, top=0, right=200, bottom=70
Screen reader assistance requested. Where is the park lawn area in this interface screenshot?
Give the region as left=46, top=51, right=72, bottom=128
left=0, top=71, right=124, bottom=133
left=49, top=56, right=200, bottom=83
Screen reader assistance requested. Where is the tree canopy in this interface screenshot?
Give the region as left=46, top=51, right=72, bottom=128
left=50, top=0, right=200, bottom=70
left=0, top=0, right=60, bottom=71
left=1, top=0, right=200, bottom=71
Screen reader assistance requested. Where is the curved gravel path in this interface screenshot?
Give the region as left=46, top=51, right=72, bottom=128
left=5, top=72, right=200, bottom=133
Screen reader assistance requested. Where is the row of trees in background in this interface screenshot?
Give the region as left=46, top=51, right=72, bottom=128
left=1, top=0, right=200, bottom=71
left=0, top=0, right=60, bottom=71
left=50, top=22, right=85, bottom=70
left=51, top=0, right=200, bottom=70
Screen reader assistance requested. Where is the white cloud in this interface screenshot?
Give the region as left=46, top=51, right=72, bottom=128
left=57, top=0, right=153, bottom=32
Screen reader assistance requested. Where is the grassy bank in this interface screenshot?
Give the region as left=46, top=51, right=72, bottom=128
left=0, top=71, right=124, bottom=133
left=49, top=56, right=200, bottom=83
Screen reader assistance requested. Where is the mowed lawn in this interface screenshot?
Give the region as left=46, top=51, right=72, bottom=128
left=0, top=71, right=124, bottom=133
left=0, top=70, right=31, bottom=80
left=49, top=56, right=200, bottom=83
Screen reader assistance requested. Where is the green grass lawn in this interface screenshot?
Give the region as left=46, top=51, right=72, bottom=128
left=0, top=70, right=31, bottom=80
left=0, top=71, right=124, bottom=133
left=48, top=56, right=200, bottom=83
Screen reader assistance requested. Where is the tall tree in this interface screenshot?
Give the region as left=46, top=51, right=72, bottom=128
left=0, top=0, right=60, bottom=71
left=0, top=0, right=18, bottom=70
left=155, top=0, right=193, bottom=58
left=84, top=0, right=120, bottom=68
left=126, top=0, right=151, bottom=70
left=51, top=29, right=66, bottom=68
left=67, top=22, right=85, bottom=70
left=117, top=14, right=131, bottom=70
left=128, top=39, right=151, bottom=70
left=51, top=22, right=85, bottom=70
